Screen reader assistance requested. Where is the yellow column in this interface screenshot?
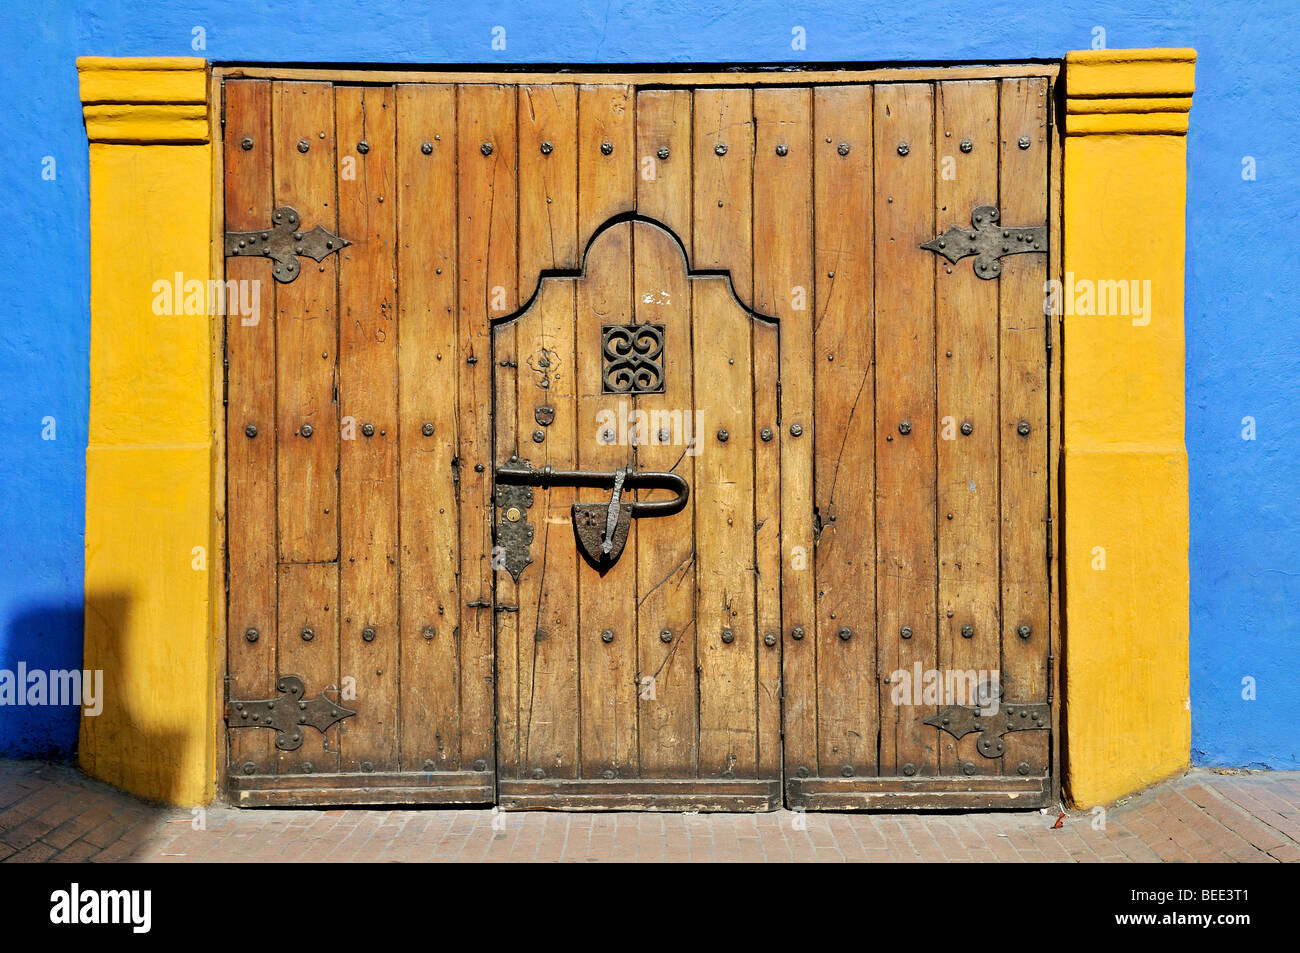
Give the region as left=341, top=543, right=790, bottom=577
left=78, top=57, right=217, bottom=805
left=1062, top=49, right=1195, bottom=806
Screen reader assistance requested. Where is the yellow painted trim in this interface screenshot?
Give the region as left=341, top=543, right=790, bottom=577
left=81, top=58, right=217, bottom=805
left=1062, top=49, right=1194, bottom=807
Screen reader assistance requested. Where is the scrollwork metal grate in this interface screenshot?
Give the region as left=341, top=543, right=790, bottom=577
left=602, top=324, right=665, bottom=395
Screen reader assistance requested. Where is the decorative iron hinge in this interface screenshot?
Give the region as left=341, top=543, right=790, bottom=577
left=225, top=675, right=355, bottom=751
left=925, top=702, right=1049, bottom=759
left=224, top=206, right=350, bottom=283
left=921, top=205, right=1046, bottom=279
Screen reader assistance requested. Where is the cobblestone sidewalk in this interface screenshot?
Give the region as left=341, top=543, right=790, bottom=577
left=1, top=761, right=1297, bottom=862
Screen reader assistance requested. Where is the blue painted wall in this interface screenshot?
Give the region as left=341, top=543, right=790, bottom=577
left=1, top=0, right=1294, bottom=767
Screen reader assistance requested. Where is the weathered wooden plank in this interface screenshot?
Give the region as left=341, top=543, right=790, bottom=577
left=873, top=83, right=937, bottom=777
left=335, top=85, right=399, bottom=772
left=395, top=84, right=461, bottom=772
left=518, top=84, right=579, bottom=291
left=223, top=79, right=276, bottom=776
left=457, top=84, right=518, bottom=772
left=574, top=223, right=638, bottom=779
left=998, top=77, right=1052, bottom=779
left=513, top=281, right=580, bottom=779
left=811, top=85, right=876, bottom=779
left=631, top=220, right=698, bottom=778
left=934, top=80, right=1001, bottom=776
left=692, top=88, right=753, bottom=308
left=693, top=277, right=757, bottom=778
left=272, top=81, right=338, bottom=563
left=754, top=87, right=814, bottom=780
left=275, top=562, right=339, bottom=774
left=635, top=89, right=693, bottom=257
left=577, top=84, right=635, bottom=249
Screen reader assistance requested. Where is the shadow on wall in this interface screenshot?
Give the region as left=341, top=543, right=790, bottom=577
left=0, top=603, right=84, bottom=758
left=79, top=590, right=195, bottom=805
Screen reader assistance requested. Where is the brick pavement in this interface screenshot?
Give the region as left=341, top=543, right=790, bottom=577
left=1, top=760, right=1297, bottom=862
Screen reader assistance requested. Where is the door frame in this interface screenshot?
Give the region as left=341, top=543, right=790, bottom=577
left=75, top=52, right=1195, bottom=809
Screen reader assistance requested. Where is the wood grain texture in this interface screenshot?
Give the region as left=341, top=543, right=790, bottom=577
left=577, top=84, right=635, bottom=249
left=873, top=83, right=937, bottom=777
left=275, top=562, right=339, bottom=773
left=457, top=84, right=518, bottom=771
left=934, top=81, right=1001, bottom=776
left=395, top=84, right=461, bottom=772
left=518, top=85, right=579, bottom=291
left=692, top=88, right=753, bottom=308
left=811, top=85, right=876, bottom=779
left=998, top=77, right=1051, bottom=778
left=336, top=85, right=399, bottom=772
left=635, top=90, right=693, bottom=256
left=223, top=79, right=276, bottom=777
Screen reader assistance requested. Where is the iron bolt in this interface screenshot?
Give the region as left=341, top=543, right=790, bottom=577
left=714, top=143, right=728, bottom=156
left=902, top=762, right=917, bottom=776
left=721, top=629, right=735, bottom=644
left=791, top=625, right=805, bottom=641
left=362, top=626, right=376, bottom=642
left=657, top=145, right=670, bottom=160
left=790, top=423, right=804, bottom=437
left=362, top=422, right=375, bottom=437
left=481, top=142, right=493, bottom=156
left=357, top=140, right=369, bottom=154
left=1018, top=136, right=1031, bottom=150
left=960, top=420, right=973, bottom=435
left=660, top=629, right=673, bottom=644
left=297, top=139, right=309, bottom=153
left=240, top=136, right=254, bottom=151
left=961, top=624, right=974, bottom=639
left=1018, top=624, right=1032, bottom=640
left=540, top=141, right=552, bottom=155
left=244, top=627, right=259, bottom=643
left=531, top=768, right=546, bottom=780
left=963, top=761, right=976, bottom=776
left=841, top=765, right=854, bottom=777
left=243, top=762, right=257, bottom=775
left=897, top=142, right=910, bottom=156
left=601, top=629, right=614, bottom=643
left=761, top=428, right=773, bottom=442
left=796, top=766, right=810, bottom=778
left=421, top=141, right=433, bottom=155
left=898, top=421, right=912, bottom=435
left=960, top=138, right=973, bottom=153
left=302, top=762, right=314, bottom=773
left=602, top=769, right=616, bottom=779
left=1017, top=761, right=1032, bottom=775
left=423, top=759, right=436, bottom=770
left=763, top=632, right=777, bottom=647
left=600, top=141, right=613, bottom=156
left=717, top=428, right=729, bottom=442
left=422, top=422, right=435, bottom=437
left=533, top=430, right=545, bottom=443
left=775, top=143, right=788, bottom=156
left=838, top=142, right=850, bottom=156
left=900, top=626, right=913, bottom=640
left=361, top=761, right=374, bottom=772
left=1017, top=420, right=1031, bottom=436
left=422, top=626, right=436, bottom=641
left=245, top=424, right=258, bottom=438
left=300, top=423, right=314, bottom=438
left=473, top=759, right=488, bottom=772
left=301, top=627, right=314, bottom=642
left=838, top=626, right=852, bottom=641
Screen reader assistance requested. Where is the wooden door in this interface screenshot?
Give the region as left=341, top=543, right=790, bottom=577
left=491, top=218, right=780, bottom=811
left=221, top=69, right=1058, bottom=810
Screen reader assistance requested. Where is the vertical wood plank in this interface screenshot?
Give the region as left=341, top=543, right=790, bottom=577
left=753, top=315, right=782, bottom=780
left=272, top=81, right=339, bottom=774
left=874, top=83, right=937, bottom=777
left=999, top=77, right=1051, bottom=778
left=811, top=85, right=876, bottom=779
left=934, top=81, right=1001, bottom=776
left=336, top=85, right=399, bottom=772
left=635, top=89, right=693, bottom=256
left=574, top=224, right=638, bottom=778
left=514, top=284, right=580, bottom=779
left=457, top=84, right=518, bottom=771
left=273, top=81, right=339, bottom=563
left=518, top=84, right=579, bottom=288
left=632, top=222, right=697, bottom=778
left=223, top=79, right=276, bottom=776
left=395, top=84, right=461, bottom=772
left=692, top=88, right=753, bottom=308
left=754, top=87, right=814, bottom=780
left=693, top=278, right=757, bottom=777
left=577, top=84, right=635, bottom=248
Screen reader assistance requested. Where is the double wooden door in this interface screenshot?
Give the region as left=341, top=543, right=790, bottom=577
left=222, top=70, right=1058, bottom=810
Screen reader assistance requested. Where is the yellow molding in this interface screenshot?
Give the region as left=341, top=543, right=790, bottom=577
left=81, top=57, right=217, bottom=805
left=1061, top=50, right=1194, bottom=807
